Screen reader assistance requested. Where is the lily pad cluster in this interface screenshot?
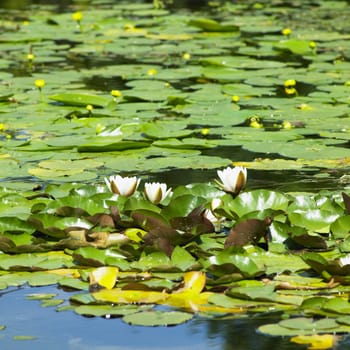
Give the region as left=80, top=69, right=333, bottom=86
left=0, top=0, right=350, bottom=189
left=0, top=169, right=350, bottom=344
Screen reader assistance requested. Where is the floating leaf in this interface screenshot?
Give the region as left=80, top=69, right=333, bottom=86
left=227, top=190, right=289, bottom=218
left=122, top=310, right=193, bottom=327
left=89, top=266, right=119, bottom=290
left=290, top=334, right=335, bottom=350
left=13, top=335, right=37, bottom=341
left=188, top=18, right=239, bottom=32
left=93, top=288, right=169, bottom=304
left=74, top=304, right=150, bottom=317
left=49, top=93, right=111, bottom=107
left=224, top=217, right=272, bottom=248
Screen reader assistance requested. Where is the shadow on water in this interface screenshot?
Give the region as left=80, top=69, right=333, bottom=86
left=151, top=167, right=345, bottom=192
left=147, top=145, right=347, bottom=192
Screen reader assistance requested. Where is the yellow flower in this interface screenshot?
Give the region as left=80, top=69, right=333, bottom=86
left=201, top=128, right=210, bottom=136
left=250, top=120, right=263, bottom=128
left=309, top=41, right=317, bottom=49
left=297, top=103, right=313, bottom=111
left=231, top=95, right=240, bottom=103
left=105, top=175, right=140, bottom=197
left=147, top=68, right=158, bottom=76
left=216, top=166, right=247, bottom=195
left=285, top=87, right=296, bottom=95
left=144, top=182, right=172, bottom=204
left=124, top=23, right=135, bottom=31
left=282, top=28, right=292, bottom=36
left=182, top=52, right=191, bottom=60
left=34, top=79, right=45, bottom=89
left=86, top=104, right=93, bottom=111
left=27, top=53, right=35, bottom=61
left=282, top=121, right=293, bottom=129
left=111, top=90, right=122, bottom=98
left=72, top=12, right=83, bottom=22
left=249, top=116, right=263, bottom=128
left=284, top=79, right=296, bottom=87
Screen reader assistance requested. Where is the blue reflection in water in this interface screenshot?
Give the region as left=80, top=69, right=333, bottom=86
left=0, top=286, right=215, bottom=350
left=0, top=285, right=311, bottom=350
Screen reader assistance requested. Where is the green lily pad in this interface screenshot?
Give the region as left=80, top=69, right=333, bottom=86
left=122, top=310, right=193, bottom=326
left=49, top=93, right=111, bottom=107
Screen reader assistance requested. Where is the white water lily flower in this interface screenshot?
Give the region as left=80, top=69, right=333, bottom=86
left=204, top=198, right=224, bottom=224
left=105, top=175, right=140, bottom=197
left=339, top=255, right=350, bottom=267
left=211, top=198, right=223, bottom=212
left=216, top=166, right=247, bottom=195
left=144, top=182, right=172, bottom=204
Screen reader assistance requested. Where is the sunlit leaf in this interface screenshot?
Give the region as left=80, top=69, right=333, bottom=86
left=89, top=266, right=119, bottom=290
left=93, top=288, right=169, bottom=304
left=290, top=334, right=335, bottom=350
left=49, top=93, right=111, bottom=107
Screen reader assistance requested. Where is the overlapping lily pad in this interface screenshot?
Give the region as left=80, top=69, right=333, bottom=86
left=1, top=0, right=350, bottom=190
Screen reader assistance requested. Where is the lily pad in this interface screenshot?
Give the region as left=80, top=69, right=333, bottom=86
left=122, top=310, right=193, bottom=326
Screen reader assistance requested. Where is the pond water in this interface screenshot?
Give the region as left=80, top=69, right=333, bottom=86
left=1, top=0, right=350, bottom=349
left=0, top=285, right=301, bottom=350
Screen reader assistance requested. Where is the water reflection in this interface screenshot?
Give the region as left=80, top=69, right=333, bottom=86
left=202, top=317, right=298, bottom=350
left=151, top=167, right=345, bottom=193
left=0, top=286, right=304, bottom=350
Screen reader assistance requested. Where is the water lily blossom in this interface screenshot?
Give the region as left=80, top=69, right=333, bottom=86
left=204, top=198, right=224, bottom=224
left=144, top=182, right=172, bottom=204
left=105, top=175, right=140, bottom=197
left=216, top=166, right=247, bottom=195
